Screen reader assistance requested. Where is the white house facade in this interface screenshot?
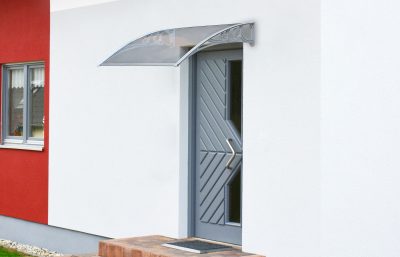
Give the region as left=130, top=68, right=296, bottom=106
left=1, top=0, right=400, bottom=257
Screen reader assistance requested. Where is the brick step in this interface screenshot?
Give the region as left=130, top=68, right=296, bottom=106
left=98, top=235, right=264, bottom=257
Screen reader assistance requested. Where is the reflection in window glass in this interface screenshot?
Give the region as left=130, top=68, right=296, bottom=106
left=8, top=69, right=24, bottom=137
left=29, top=67, right=45, bottom=138
left=229, top=60, right=242, bottom=136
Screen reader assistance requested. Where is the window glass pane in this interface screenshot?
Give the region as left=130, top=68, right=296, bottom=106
left=229, top=60, right=242, bottom=136
left=8, top=69, right=24, bottom=137
left=228, top=167, right=241, bottom=223
left=29, top=67, right=45, bottom=139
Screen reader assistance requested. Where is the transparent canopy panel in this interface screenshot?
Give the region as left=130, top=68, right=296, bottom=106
left=100, top=23, right=254, bottom=67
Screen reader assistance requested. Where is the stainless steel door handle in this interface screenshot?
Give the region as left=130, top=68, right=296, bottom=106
left=226, top=138, right=236, bottom=169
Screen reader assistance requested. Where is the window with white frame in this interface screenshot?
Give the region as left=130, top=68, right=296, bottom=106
left=2, top=63, right=45, bottom=145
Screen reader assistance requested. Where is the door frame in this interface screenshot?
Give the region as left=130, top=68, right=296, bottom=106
left=187, top=49, right=244, bottom=243
left=187, top=53, right=197, bottom=238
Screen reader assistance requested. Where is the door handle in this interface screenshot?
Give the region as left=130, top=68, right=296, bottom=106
left=226, top=138, right=236, bottom=170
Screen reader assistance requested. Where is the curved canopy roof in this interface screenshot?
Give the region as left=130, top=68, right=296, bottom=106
left=100, top=23, right=254, bottom=67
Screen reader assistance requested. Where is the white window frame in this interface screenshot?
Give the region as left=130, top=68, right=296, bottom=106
left=1, top=62, right=45, bottom=151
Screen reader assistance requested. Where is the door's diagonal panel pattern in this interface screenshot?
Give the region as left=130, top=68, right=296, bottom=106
left=195, top=51, right=243, bottom=244
left=199, top=136, right=207, bottom=149
left=199, top=154, right=241, bottom=225
left=200, top=151, right=208, bottom=165
left=200, top=152, right=217, bottom=178
left=198, top=57, right=242, bottom=152
left=209, top=200, right=225, bottom=224
left=207, top=59, right=226, bottom=86
left=200, top=71, right=225, bottom=110
left=199, top=106, right=228, bottom=151
left=200, top=153, right=225, bottom=188
left=199, top=80, right=225, bottom=121
left=199, top=59, right=226, bottom=116
left=200, top=60, right=226, bottom=99
left=199, top=111, right=225, bottom=150
left=199, top=124, right=217, bottom=151
left=202, top=195, right=224, bottom=225
left=203, top=60, right=226, bottom=93
left=199, top=95, right=236, bottom=152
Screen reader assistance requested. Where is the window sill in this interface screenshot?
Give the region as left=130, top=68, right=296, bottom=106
left=0, top=143, right=44, bottom=152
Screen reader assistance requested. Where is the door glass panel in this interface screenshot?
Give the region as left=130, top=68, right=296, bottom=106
left=29, top=67, right=45, bottom=138
left=228, top=167, right=241, bottom=223
left=8, top=69, right=24, bottom=137
left=228, top=60, right=242, bottom=136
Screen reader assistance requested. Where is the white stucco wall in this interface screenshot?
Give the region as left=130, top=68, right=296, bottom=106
left=49, top=1, right=182, bottom=238
left=321, top=1, right=400, bottom=256
left=242, top=1, right=321, bottom=257
left=49, top=0, right=321, bottom=256
left=50, top=0, right=400, bottom=257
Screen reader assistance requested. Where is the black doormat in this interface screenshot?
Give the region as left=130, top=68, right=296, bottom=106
left=162, top=240, right=233, bottom=254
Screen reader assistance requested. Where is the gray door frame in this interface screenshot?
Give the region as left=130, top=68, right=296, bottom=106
left=187, top=53, right=197, bottom=238
left=187, top=49, right=243, bottom=245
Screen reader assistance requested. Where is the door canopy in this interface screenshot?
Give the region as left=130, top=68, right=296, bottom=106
left=100, top=23, right=254, bottom=67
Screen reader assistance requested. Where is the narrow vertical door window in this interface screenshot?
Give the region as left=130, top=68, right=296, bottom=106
left=228, top=167, right=242, bottom=223
left=228, top=60, right=242, bottom=136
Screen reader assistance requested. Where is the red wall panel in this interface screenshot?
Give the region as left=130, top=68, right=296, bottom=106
left=0, top=0, right=49, bottom=224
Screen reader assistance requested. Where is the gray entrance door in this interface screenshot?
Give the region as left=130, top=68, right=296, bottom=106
left=194, top=50, right=243, bottom=245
